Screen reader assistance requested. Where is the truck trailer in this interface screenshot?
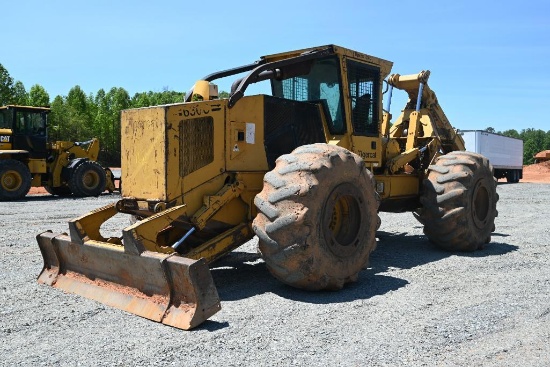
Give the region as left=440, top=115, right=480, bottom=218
left=460, top=130, right=523, bottom=183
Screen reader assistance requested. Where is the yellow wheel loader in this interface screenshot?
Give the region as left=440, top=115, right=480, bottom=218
left=36, top=45, right=498, bottom=330
left=0, top=105, right=116, bottom=200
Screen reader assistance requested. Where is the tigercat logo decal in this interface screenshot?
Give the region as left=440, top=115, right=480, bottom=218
left=358, top=150, right=376, bottom=159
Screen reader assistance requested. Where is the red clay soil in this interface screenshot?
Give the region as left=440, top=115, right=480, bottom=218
left=28, top=186, right=48, bottom=195
left=520, top=161, right=550, bottom=183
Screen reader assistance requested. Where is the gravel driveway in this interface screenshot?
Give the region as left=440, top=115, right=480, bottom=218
left=1, top=182, right=549, bottom=366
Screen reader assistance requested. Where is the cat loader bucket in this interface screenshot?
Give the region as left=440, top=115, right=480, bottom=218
left=36, top=203, right=221, bottom=330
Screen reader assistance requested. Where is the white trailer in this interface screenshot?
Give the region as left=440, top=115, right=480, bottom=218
left=459, top=130, right=523, bottom=183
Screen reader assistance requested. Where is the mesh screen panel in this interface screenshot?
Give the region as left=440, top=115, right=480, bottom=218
left=264, top=96, right=325, bottom=169
left=179, top=116, right=214, bottom=176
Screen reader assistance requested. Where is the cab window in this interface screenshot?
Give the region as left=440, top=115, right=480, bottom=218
left=271, top=56, right=346, bottom=135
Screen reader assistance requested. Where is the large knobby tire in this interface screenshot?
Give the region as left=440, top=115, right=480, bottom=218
left=0, top=159, right=32, bottom=201
left=252, top=143, right=380, bottom=291
left=68, top=160, right=107, bottom=197
left=416, top=151, right=498, bottom=251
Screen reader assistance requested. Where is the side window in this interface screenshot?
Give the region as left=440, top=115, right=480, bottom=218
left=347, top=60, right=380, bottom=136
left=15, top=111, right=28, bottom=134
left=30, top=113, right=46, bottom=136
left=0, top=110, right=10, bottom=129
left=272, top=56, right=346, bottom=135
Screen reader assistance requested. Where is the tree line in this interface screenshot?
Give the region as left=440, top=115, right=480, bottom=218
left=1, top=63, right=184, bottom=166
left=2, top=63, right=549, bottom=166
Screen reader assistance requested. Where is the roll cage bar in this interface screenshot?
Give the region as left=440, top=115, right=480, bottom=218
left=184, top=46, right=336, bottom=108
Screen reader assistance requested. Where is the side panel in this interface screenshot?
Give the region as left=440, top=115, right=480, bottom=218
left=462, top=130, right=523, bottom=169
left=226, top=95, right=269, bottom=172
left=0, top=128, right=12, bottom=150
left=461, top=131, right=479, bottom=153
left=121, top=107, right=167, bottom=200
left=165, top=102, right=226, bottom=201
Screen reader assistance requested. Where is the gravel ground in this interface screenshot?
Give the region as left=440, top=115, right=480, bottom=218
left=1, top=182, right=549, bottom=366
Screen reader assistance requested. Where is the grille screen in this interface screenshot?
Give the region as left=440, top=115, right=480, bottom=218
left=179, top=116, right=214, bottom=177
left=264, top=96, right=325, bottom=169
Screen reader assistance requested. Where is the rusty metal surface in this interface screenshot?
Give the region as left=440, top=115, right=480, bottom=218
left=36, top=231, right=221, bottom=330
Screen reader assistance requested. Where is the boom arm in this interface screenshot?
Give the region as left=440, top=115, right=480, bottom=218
left=383, top=70, right=465, bottom=173
left=387, top=71, right=465, bottom=152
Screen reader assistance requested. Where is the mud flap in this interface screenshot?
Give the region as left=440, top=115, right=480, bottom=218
left=36, top=231, right=221, bottom=330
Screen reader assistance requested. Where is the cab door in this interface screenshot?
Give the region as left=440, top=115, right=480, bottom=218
left=12, top=109, right=48, bottom=159
left=345, top=59, right=382, bottom=168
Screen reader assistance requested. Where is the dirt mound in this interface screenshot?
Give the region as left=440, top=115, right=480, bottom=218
left=521, top=161, right=550, bottom=183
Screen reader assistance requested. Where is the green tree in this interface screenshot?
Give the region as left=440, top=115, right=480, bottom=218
left=48, top=95, right=67, bottom=141
left=0, top=63, right=15, bottom=105
left=484, top=127, right=496, bottom=133
left=500, top=129, right=520, bottom=139
left=28, top=84, right=50, bottom=107
left=65, top=86, right=93, bottom=140
left=545, top=131, right=550, bottom=151
left=131, top=92, right=151, bottom=108
left=13, top=81, right=28, bottom=105
left=521, top=128, right=546, bottom=164
left=66, top=85, right=88, bottom=114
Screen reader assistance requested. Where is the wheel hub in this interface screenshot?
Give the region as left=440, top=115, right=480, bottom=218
left=2, top=170, right=22, bottom=191
left=472, top=178, right=490, bottom=229
left=323, top=183, right=363, bottom=258
left=82, top=171, right=100, bottom=189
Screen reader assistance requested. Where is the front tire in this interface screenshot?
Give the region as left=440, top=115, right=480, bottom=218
left=253, top=144, right=380, bottom=290
left=0, top=159, right=32, bottom=200
left=416, top=151, right=498, bottom=251
left=68, top=161, right=107, bottom=197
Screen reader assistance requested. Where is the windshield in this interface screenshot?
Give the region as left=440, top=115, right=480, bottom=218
left=14, top=110, right=47, bottom=136
left=271, top=56, right=345, bottom=135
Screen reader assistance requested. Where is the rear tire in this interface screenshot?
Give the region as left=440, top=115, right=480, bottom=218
left=68, top=160, right=107, bottom=197
left=0, top=159, right=32, bottom=200
left=415, top=151, right=498, bottom=251
left=506, top=169, right=520, bottom=183
left=253, top=144, right=380, bottom=290
left=44, top=185, right=72, bottom=196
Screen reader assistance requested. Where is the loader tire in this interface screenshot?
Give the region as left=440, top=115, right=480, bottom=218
left=415, top=151, right=498, bottom=251
left=0, top=159, right=32, bottom=200
left=253, top=144, right=380, bottom=291
left=44, top=185, right=72, bottom=196
left=68, top=160, right=107, bottom=197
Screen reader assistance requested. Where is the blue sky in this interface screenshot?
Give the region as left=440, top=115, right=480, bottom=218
left=3, top=0, right=549, bottom=132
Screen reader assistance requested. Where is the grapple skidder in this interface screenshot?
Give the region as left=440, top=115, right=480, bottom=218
left=37, top=45, right=498, bottom=329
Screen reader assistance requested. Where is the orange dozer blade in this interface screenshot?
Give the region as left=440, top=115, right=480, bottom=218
left=36, top=230, right=221, bottom=330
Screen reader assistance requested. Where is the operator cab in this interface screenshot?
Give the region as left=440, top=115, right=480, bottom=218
left=271, top=55, right=381, bottom=138
left=0, top=105, right=49, bottom=159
